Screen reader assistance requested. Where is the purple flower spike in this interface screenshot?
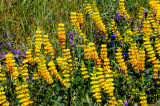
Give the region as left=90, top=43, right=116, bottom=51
left=144, top=8, right=147, bottom=13
left=140, top=20, right=143, bottom=28
left=73, top=32, right=76, bottom=36
left=3, top=50, right=9, bottom=58
left=69, top=34, right=72, bottom=39
left=153, top=12, right=156, bottom=18
left=3, top=62, right=6, bottom=66
left=2, top=41, right=5, bottom=47
left=111, top=35, right=116, bottom=38
left=123, top=52, right=128, bottom=55
left=26, top=76, right=29, bottom=81
left=21, top=50, right=27, bottom=58
left=14, top=56, right=18, bottom=60
left=132, top=15, right=135, bottom=22
left=82, top=37, right=84, bottom=44
left=115, top=11, right=120, bottom=21
left=12, top=49, right=20, bottom=55
left=14, top=56, right=19, bottom=64
left=141, top=24, right=143, bottom=28
left=8, top=43, right=12, bottom=47
left=21, top=59, right=25, bottom=64
left=69, top=39, right=72, bottom=43
left=4, top=33, right=9, bottom=38
left=123, top=15, right=126, bottom=20
left=4, top=51, right=9, bottom=55
left=0, top=54, right=3, bottom=59
left=123, top=101, right=128, bottom=106
left=76, top=35, right=79, bottom=38
left=110, top=42, right=115, bottom=46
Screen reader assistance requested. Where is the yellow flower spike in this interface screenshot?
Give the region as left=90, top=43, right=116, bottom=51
left=90, top=71, right=102, bottom=103
left=70, top=12, right=83, bottom=34
left=0, top=84, right=9, bottom=105
left=58, top=23, right=66, bottom=52
left=34, top=29, right=43, bottom=57
left=81, top=61, right=89, bottom=78
left=100, top=44, right=108, bottom=61
left=43, top=35, right=55, bottom=58
left=56, top=56, right=71, bottom=87
left=58, top=23, right=64, bottom=27
left=116, top=47, right=128, bottom=71
left=85, top=3, right=108, bottom=39
left=36, top=28, right=42, bottom=34
left=77, top=11, right=84, bottom=29
left=139, top=91, right=148, bottom=106
left=155, top=38, right=160, bottom=57
left=5, top=53, right=19, bottom=82
left=36, top=55, right=53, bottom=84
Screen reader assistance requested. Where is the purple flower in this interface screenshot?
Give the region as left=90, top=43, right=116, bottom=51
left=132, top=15, right=135, bottom=22
left=26, top=76, right=29, bottom=81
left=68, top=34, right=72, bottom=39
left=82, top=37, right=84, bottom=44
left=4, top=50, right=9, bottom=55
left=115, top=11, right=120, bottom=21
left=144, top=8, right=147, bottom=13
left=2, top=41, right=5, bottom=47
left=8, top=43, right=12, bottom=47
left=21, top=59, right=25, bottom=64
left=14, top=56, right=19, bottom=64
left=110, top=42, right=115, bottom=46
left=123, top=15, right=126, bottom=20
left=141, top=23, right=143, bottom=28
left=0, top=54, right=3, bottom=59
left=143, top=8, right=147, bottom=17
left=4, top=33, right=9, bottom=38
left=132, top=15, right=135, bottom=20
left=3, top=62, right=6, bottom=66
left=153, top=12, right=156, bottom=18
left=111, top=35, right=116, bottom=38
left=69, top=39, right=72, bottom=43
left=14, top=56, right=18, bottom=60
left=3, top=50, right=9, bottom=58
left=123, top=52, right=128, bottom=55
left=73, top=32, right=76, bottom=36
left=123, top=101, right=128, bottom=106
left=21, top=50, right=27, bottom=58
left=76, top=35, right=79, bottom=38
left=140, top=20, right=143, bottom=28
left=14, top=53, right=18, bottom=59
left=115, top=47, right=118, bottom=50
left=12, top=49, right=20, bottom=55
